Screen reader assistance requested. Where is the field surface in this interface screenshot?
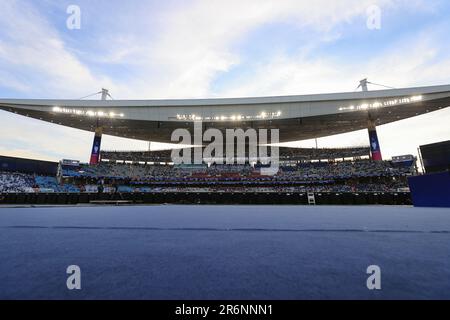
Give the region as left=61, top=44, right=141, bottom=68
left=0, top=205, right=449, bottom=299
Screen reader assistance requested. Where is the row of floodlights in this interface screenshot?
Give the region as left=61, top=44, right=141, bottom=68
left=52, top=106, right=124, bottom=118
left=176, top=111, right=282, bottom=121
left=338, top=95, right=423, bottom=112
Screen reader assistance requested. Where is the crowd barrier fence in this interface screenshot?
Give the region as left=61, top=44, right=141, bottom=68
left=0, top=192, right=412, bottom=206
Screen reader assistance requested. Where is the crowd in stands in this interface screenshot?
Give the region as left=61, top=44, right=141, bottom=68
left=100, top=150, right=173, bottom=163
left=100, top=146, right=371, bottom=163
left=54, top=158, right=414, bottom=192
left=0, top=172, right=35, bottom=193
left=0, top=172, right=81, bottom=193
left=276, top=146, right=370, bottom=160
left=61, top=159, right=414, bottom=182
left=0, top=156, right=415, bottom=194
left=34, top=176, right=80, bottom=193
left=109, top=181, right=408, bottom=193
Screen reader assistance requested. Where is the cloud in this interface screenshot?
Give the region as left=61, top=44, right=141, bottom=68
left=120, top=0, right=398, bottom=98
left=216, top=19, right=450, bottom=97
left=0, top=0, right=414, bottom=99
left=0, top=0, right=114, bottom=98
left=0, top=0, right=449, bottom=162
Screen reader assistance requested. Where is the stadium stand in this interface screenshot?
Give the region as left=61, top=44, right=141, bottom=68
left=0, top=150, right=416, bottom=205
left=54, top=157, right=415, bottom=193
left=99, top=146, right=371, bottom=163
left=0, top=172, right=35, bottom=193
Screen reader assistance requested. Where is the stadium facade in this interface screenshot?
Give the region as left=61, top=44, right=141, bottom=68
left=1, top=84, right=450, bottom=164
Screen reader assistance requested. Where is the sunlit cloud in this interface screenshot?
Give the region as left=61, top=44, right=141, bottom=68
left=0, top=0, right=449, bottom=162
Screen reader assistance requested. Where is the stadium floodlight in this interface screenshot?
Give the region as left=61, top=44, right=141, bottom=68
left=338, top=95, right=424, bottom=112
left=50, top=103, right=126, bottom=118
left=372, top=102, right=382, bottom=108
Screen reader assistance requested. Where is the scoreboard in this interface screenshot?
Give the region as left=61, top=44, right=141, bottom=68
left=420, top=140, right=450, bottom=174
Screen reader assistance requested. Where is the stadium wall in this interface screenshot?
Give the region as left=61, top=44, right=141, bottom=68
left=0, top=192, right=412, bottom=206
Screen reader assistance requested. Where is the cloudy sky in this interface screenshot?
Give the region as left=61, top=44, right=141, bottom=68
left=0, top=0, right=449, bottom=162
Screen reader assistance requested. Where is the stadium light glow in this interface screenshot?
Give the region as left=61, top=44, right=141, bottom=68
left=51, top=106, right=125, bottom=118
left=174, top=110, right=283, bottom=121
left=338, top=95, right=423, bottom=111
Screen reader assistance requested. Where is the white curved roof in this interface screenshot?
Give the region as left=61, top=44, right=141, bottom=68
left=1, top=84, right=449, bottom=143
left=1, top=84, right=449, bottom=107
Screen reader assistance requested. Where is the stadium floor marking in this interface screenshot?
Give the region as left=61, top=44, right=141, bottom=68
left=1, top=225, right=449, bottom=234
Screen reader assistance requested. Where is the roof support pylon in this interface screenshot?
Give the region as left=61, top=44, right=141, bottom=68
left=89, top=89, right=109, bottom=164
left=359, top=79, right=369, bottom=92
left=101, top=88, right=109, bottom=101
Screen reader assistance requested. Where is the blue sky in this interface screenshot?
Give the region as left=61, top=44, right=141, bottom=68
left=0, top=0, right=449, bottom=162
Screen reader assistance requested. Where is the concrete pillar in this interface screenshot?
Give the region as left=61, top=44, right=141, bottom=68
left=89, top=126, right=103, bottom=165
left=89, top=89, right=108, bottom=165
left=368, top=120, right=382, bottom=161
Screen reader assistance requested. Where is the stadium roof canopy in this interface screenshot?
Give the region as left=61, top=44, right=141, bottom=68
left=1, top=84, right=450, bottom=143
